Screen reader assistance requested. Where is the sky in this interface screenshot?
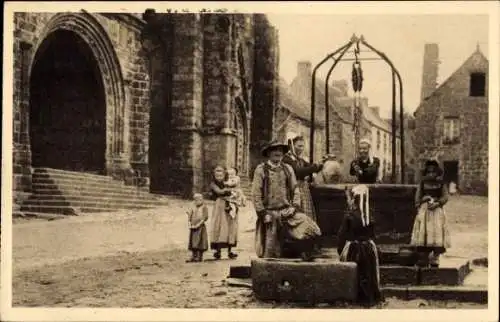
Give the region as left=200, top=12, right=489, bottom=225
left=267, top=14, right=489, bottom=118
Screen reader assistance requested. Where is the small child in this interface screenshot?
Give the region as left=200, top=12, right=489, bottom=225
left=223, top=167, right=246, bottom=218
left=186, top=193, right=209, bottom=262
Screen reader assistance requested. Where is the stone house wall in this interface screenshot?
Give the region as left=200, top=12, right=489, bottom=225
left=414, top=49, right=488, bottom=195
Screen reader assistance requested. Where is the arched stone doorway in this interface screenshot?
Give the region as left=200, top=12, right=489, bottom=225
left=26, top=13, right=128, bottom=176
left=29, top=30, right=106, bottom=173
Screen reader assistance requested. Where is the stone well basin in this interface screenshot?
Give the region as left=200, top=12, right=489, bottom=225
left=310, top=183, right=418, bottom=245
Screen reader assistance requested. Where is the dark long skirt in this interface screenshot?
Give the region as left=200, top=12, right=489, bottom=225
left=188, top=224, right=209, bottom=251
left=339, top=240, right=383, bottom=306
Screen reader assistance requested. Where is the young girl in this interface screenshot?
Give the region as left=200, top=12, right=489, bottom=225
left=186, top=193, right=209, bottom=263
left=410, top=159, right=451, bottom=267
left=337, top=184, right=383, bottom=307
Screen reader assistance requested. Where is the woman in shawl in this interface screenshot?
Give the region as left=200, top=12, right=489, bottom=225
left=410, top=159, right=451, bottom=267
left=337, top=184, right=383, bottom=307
left=282, top=135, right=324, bottom=222
left=209, top=165, right=239, bottom=260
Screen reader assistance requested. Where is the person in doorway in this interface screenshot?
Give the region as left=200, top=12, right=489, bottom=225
left=337, top=184, right=383, bottom=307
left=349, top=139, right=382, bottom=184
left=186, top=193, right=209, bottom=262
left=282, top=134, right=324, bottom=222
left=410, top=159, right=451, bottom=267
left=252, top=140, right=322, bottom=261
left=449, top=181, right=457, bottom=195
left=209, top=166, right=239, bottom=260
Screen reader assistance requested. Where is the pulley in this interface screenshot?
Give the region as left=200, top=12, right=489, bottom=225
left=351, top=40, right=364, bottom=93
left=352, top=62, right=363, bottom=92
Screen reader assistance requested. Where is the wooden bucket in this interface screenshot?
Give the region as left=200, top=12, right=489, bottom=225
left=310, top=184, right=418, bottom=245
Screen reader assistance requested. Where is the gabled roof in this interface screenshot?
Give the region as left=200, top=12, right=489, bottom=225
left=278, top=78, right=324, bottom=126
left=415, top=48, right=489, bottom=115
left=289, top=76, right=356, bottom=124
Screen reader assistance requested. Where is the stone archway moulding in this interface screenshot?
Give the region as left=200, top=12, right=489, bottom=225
left=29, top=12, right=129, bottom=174
left=234, top=96, right=250, bottom=175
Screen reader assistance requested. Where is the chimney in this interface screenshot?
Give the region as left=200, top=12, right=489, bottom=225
left=420, top=43, right=440, bottom=101
left=370, top=106, right=380, bottom=117
left=297, top=61, right=312, bottom=79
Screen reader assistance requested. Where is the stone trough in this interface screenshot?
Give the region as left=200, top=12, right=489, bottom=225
left=227, top=247, right=487, bottom=304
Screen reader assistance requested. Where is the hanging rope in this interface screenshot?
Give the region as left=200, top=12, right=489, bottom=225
left=351, top=40, right=364, bottom=158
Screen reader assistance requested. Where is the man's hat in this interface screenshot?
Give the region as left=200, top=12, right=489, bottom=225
left=261, top=140, right=289, bottom=157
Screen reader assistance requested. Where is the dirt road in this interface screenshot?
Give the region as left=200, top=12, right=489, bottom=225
left=11, top=195, right=488, bottom=308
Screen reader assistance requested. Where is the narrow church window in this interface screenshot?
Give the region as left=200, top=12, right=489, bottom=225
left=469, top=72, right=486, bottom=97
left=443, top=117, right=460, bottom=144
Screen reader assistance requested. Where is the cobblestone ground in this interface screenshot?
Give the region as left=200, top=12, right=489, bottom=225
left=11, top=195, right=488, bottom=308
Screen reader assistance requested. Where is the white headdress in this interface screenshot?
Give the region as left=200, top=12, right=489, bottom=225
left=286, top=131, right=300, bottom=143
left=351, top=184, right=370, bottom=226
left=359, top=138, right=371, bottom=147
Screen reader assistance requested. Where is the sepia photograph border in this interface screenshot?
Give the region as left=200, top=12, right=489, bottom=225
left=2, top=1, right=499, bottom=321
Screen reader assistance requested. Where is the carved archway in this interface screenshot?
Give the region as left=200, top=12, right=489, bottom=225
left=233, top=97, right=249, bottom=176
left=29, top=12, right=127, bottom=174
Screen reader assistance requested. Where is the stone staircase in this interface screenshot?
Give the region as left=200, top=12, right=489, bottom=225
left=19, top=168, right=171, bottom=215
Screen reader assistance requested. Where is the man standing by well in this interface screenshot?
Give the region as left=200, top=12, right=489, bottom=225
left=252, top=140, right=322, bottom=261
left=350, top=139, right=382, bottom=184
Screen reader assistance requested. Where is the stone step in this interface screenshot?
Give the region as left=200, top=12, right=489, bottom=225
left=32, top=177, right=132, bottom=189
left=20, top=204, right=114, bottom=214
left=21, top=198, right=168, bottom=210
left=23, top=167, right=170, bottom=216
left=20, top=203, right=158, bottom=215
left=31, top=186, right=167, bottom=201
left=32, top=172, right=115, bottom=184
left=24, top=194, right=170, bottom=206
left=32, top=183, right=161, bottom=198
left=30, top=189, right=166, bottom=204
left=225, top=278, right=487, bottom=304
left=34, top=168, right=112, bottom=181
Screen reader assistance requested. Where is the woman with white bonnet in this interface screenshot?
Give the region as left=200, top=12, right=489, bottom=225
left=349, top=138, right=382, bottom=184
left=337, top=184, right=383, bottom=306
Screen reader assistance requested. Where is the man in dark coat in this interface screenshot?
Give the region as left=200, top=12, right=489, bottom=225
left=350, top=138, right=381, bottom=184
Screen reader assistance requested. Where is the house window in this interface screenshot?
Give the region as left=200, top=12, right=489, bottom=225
left=376, top=130, right=381, bottom=150
left=470, top=72, right=486, bottom=97
left=443, top=117, right=460, bottom=144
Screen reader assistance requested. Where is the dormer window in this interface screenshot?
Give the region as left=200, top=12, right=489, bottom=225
left=469, top=72, right=486, bottom=97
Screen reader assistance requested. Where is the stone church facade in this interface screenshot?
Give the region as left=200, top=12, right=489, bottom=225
left=13, top=11, right=279, bottom=200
